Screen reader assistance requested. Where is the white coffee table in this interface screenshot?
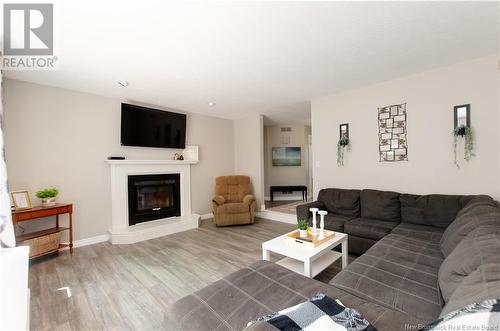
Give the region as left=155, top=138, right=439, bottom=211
left=262, top=230, right=348, bottom=278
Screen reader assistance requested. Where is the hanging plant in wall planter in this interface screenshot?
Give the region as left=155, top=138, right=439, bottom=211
left=453, top=125, right=475, bottom=168
left=452, top=104, right=475, bottom=168
left=337, top=123, right=351, bottom=167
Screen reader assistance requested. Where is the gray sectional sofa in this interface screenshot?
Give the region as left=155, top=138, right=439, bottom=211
left=297, top=188, right=485, bottom=255
left=168, top=189, right=500, bottom=330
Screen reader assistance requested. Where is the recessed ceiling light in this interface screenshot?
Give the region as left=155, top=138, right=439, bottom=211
left=117, top=81, right=129, bottom=87
left=208, top=102, right=216, bottom=106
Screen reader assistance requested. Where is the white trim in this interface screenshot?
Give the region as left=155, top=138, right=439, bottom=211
left=200, top=213, right=213, bottom=220
left=105, top=159, right=198, bottom=165
left=61, top=234, right=110, bottom=249
left=257, top=210, right=297, bottom=224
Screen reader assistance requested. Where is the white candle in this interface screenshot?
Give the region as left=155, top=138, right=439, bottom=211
left=318, top=210, right=328, bottom=239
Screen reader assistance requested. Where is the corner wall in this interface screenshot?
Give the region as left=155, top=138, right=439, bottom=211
left=311, top=55, right=500, bottom=199
left=233, top=115, right=265, bottom=210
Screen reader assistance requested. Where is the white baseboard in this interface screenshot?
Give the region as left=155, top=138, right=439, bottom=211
left=200, top=213, right=214, bottom=220
left=61, top=233, right=110, bottom=249
left=257, top=210, right=297, bottom=224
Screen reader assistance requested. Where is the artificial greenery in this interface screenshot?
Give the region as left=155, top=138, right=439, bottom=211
left=453, top=125, right=475, bottom=168
left=297, top=219, right=309, bottom=230
left=35, top=188, right=59, bottom=199
left=337, top=138, right=350, bottom=167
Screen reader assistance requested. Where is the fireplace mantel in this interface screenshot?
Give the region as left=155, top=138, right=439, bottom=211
left=106, top=159, right=200, bottom=244
left=106, top=159, right=199, bottom=165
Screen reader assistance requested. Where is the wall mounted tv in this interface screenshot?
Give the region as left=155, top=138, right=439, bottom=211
left=121, top=103, right=187, bottom=149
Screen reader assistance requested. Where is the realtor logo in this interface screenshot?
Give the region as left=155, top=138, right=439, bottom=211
left=3, top=3, right=53, bottom=56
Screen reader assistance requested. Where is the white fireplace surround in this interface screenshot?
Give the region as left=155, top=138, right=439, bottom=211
left=106, top=159, right=200, bottom=244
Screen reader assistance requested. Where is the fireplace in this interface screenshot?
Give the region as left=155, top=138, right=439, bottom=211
left=128, top=174, right=181, bottom=225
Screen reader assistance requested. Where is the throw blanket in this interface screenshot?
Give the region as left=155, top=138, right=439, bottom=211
left=248, top=293, right=377, bottom=331
left=422, top=299, right=500, bottom=330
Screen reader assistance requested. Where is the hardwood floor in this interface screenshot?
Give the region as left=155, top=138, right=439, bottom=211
left=29, top=218, right=350, bottom=330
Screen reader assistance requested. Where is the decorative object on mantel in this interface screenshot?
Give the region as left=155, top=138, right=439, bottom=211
left=107, top=156, right=126, bottom=160
left=35, top=187, right=59, bottom=207
left=173, top=153, right=184, bottom=160
left=183, top=145, right=199, bottom=162
left=10, top=190, right=32, bottom=210
left=297, top=219, right=309, bottom=238
left=337, top=123, right=350, bottom=167
left=378, top=103, right=408, bottom=162
left=453, top=104, right=475, bottom=168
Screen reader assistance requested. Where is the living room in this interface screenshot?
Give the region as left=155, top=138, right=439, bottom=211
left=1, top=2, right=499, bottom=331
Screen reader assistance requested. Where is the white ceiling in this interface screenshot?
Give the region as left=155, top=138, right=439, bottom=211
left=3, top=1, right=498, bottom=123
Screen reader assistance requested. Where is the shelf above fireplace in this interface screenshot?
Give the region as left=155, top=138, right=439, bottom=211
left=105, top=159, right=199, bottom=165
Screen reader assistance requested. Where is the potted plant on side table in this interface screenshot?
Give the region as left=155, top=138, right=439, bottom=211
left=36, top=188, right=59, bottom=207
left=297, top=219, right=309, bottom=238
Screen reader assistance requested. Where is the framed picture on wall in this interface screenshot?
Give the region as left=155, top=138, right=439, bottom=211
left=272, top=147, right=301, bottom=166
left=10, top=190, right=32, bottom=210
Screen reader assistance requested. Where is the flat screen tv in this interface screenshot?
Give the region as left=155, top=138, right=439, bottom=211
left=121, top=103, right=187, bottom=149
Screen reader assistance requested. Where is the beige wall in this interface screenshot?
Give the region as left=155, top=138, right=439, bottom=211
left=233, top=115, right=265, bottom=210
left=312, top=55, right=500, bottom=199
left=3, top=79, right=235, bottom=240
left=263, top=125, right=310, bottom=198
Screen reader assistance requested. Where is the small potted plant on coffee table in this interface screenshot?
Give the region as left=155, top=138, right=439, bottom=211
left=297, top=219, right=309, bottom=238
left=36, top=187, right=59, bottom=207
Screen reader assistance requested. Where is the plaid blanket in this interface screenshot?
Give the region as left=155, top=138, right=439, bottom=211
left=248, top=293, right=377, bottom=331
left=422, top=299, right=500, bottom=331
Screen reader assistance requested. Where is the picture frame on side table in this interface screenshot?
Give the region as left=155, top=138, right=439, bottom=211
left=10, top=190, right=32, bottom=210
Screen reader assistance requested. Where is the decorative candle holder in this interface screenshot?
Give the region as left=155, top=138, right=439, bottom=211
left=318, top=210, right=328, bottom=239
left=309, top=207, right=319, bottom=236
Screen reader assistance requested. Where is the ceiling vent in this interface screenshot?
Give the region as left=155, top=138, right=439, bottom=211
left=281, top=127, right=292, bottom=132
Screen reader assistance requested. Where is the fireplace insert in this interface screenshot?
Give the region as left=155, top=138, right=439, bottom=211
left=128, top=174, right=181, bottom=225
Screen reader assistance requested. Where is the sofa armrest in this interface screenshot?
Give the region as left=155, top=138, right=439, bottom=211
left=212, top=195, right=226, bottom=206
left=296, top=200, right=325, bottom=222
left=243, top=194, right=256, bottom=205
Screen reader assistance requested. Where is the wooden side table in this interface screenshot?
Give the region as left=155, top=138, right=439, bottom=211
left=12, top=203, right=74, bottom=258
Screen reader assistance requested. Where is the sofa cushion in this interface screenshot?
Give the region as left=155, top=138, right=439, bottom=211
left=440, top=199, right=500, bottom=257
left=438, top=226, right=500, bottom=303
left=217, top=202, right=250, bottom=214
left=391, top=223, right=444, bottom=242
left=344, top=218, right=398, bottom=240
left=166, top=260, right=425, bottom=331
left=331, top=233, right=444, bottom=323
left=399, top=194, right=482, bottom=228
left=360, top=189, right=400, bottom=222
left=316, top=214, right=350, bottom=232
left=317, top=188, right=361, bottom=218
left=440, top=263, right=500, bottom=317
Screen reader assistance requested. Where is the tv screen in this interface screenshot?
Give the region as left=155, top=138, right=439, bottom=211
left=121, top=103, right=186, bottom=149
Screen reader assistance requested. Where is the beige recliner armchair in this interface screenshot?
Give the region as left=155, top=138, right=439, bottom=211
left=212, top=176, right=256, bottom=226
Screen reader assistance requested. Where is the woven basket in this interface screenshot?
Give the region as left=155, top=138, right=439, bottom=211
left=23, top=231, right=61, bottom=258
